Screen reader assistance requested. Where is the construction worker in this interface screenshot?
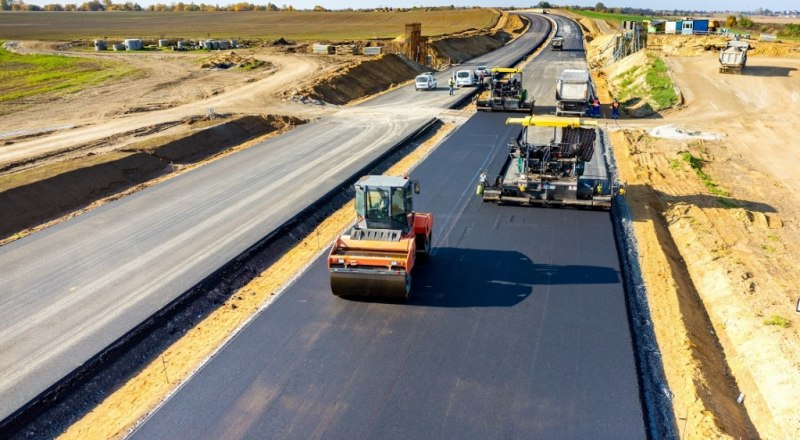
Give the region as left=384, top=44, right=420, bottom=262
left=591, top=97, right=601, bottom=118
left=448, top=76, right=455, bottom=95
left=611, top=98, right=621, bottom=120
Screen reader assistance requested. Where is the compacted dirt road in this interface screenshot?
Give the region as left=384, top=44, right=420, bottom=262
left=0, top=45, right=332, bottom=170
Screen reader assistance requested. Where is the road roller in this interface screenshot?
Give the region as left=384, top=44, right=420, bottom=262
left=328, top=175, right=433, bottom=300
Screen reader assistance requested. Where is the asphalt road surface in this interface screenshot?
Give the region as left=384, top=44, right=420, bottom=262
left=131, top=17, right=647, bottom=440
left=0, top=14, right=550, bottom=426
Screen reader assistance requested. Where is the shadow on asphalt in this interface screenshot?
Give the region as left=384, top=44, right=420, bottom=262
left=405, top=247, right=620, bottom=307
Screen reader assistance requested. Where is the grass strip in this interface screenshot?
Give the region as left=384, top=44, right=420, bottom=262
left=0, top=42, right=136, bottom=103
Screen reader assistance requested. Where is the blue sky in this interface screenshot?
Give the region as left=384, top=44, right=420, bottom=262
left=20, top=0, right=800, bottom=12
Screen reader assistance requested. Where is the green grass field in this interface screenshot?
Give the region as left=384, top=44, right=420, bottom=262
left=569, top=9, right=651, bottom=24
left=0, top=43, right=136, bottom=104
left=0, top=10, right=499, bottom=41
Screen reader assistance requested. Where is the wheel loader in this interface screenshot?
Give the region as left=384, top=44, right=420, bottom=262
left=479, top=115, right=623, bottom=209
left=328, top=175, right=433, bottom=300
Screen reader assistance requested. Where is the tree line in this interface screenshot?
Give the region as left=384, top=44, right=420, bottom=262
left=0, top=0, right=471, bottom=12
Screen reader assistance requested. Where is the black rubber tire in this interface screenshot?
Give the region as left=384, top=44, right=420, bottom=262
left=402, top=273, right=411, bottom=300
left=416, top=233, right=431, bottom=257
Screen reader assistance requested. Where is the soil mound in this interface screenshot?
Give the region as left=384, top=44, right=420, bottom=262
left=305, top=54, right=427, bottom=105
left=128, top=115, right=301, bottom=163
left=0, top=115, right=304, bottom=239
left=200, top=51, right=267, bottom=69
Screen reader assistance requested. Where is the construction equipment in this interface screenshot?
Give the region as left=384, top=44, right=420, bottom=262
left=555, top=69, right=594, bottom=116
left=551, top=36, right=564, bottom=50
left=719, top=40, right=749, bottom=73
left=328, top=175, right=433, bottom=300
left=479, top=116, right=622, bottom=209
left=476, top=67, right=534, bottom=113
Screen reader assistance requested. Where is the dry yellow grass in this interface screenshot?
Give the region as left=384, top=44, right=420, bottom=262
left=59, top=122, right=455, bottom=440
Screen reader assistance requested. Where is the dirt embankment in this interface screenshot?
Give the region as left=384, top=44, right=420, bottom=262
left=0, top=115, right=304, bottom=240
left=428, top=13, right=527, bottom=66
left=580, top=14, right=800, bottom=440
left=304, top=53, right=427, bottom=105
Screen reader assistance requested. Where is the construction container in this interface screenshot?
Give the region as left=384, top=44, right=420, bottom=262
left=363, top=46, right=382, bottom=56
left=312, top=44, right=334, bottom=54
left=218, top=40, right=229, bottom=50
left=681, top=19, right=709, bottom=35
left=158, top=39, right=169, bottom=48
left=202, top=40, right=213, bottom=50
left=93, top=39, right=107, bottom=51
left=124, top=39, right=143, bottom=50
left=230, top=39, right=238, bottom=48
left=665, top=21, right=681, bottom=34
left=177, top=41, right=189, bottom=49
left=643, top=20, right=665, bottom=33
left=112, top=43, right=126, bottom=51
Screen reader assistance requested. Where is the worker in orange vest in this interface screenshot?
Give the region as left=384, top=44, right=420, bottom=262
left=611, top=98, right=621, bottom=119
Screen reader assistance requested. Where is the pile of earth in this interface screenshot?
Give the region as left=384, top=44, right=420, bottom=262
left=200, top=51, right=267, bottom=69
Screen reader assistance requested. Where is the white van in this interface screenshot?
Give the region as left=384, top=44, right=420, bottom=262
left=455, top=69, right=478, bottom=87
left=415, top=73, right=437, bottom=91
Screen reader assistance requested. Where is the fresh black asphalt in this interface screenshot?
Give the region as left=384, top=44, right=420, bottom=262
left=131, top=104, right=647, bottom=438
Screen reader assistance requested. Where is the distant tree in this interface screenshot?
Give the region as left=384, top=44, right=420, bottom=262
left=43, top=3, right=64, bottom=10
left=64, top=2, right=77, bottom=10
left=738, top=16, right=754, bottom=28
left=594, top=2, right=606, bottom=12
left=0, top=0, right=10, bottom=10
left=312, top=4, right=326, bottom=11
left=725, top=15, right=737, bottom=27
left=536, top=1, right=551, bottom=8
left=78, top=0, right=105, bottom=10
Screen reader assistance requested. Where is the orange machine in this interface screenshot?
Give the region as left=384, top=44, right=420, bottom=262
left=328, top=175, right=433, bottom=300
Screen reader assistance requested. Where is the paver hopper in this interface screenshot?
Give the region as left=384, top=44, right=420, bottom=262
left=479, top=115, right=623, bottom=209
left=328, top=175, right=433, bottom=300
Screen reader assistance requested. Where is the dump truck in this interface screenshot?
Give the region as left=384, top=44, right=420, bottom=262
left=476, top=67, right=534, bottom=113
left=328, top=175, right=433, bottom=300
left=551, top=36, right=564, bottom=50
left=479, top=115, right=622, bottom=209
left=719, top=40, right=749, bottom=73
left=555, top=69, right=593, bottom=116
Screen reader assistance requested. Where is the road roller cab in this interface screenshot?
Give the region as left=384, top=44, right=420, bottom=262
left=328, top=175, right=433, bottom=300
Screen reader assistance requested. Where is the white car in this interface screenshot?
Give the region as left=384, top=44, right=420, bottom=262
left=475, top=65, right=490, bottom=79
left=415, top=73, right=437, bottom=91
left=455, top=69, right=478, bottom=87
